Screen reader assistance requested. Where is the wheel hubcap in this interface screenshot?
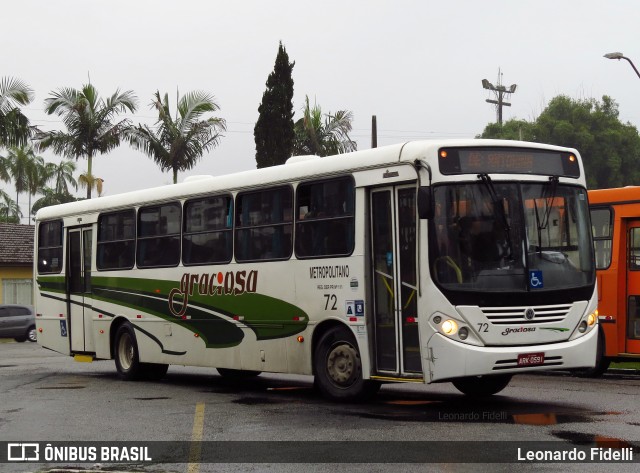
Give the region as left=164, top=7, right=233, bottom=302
left=326, top=344, right=358, bottom=386
left=118, top=334, right=133, bottom=370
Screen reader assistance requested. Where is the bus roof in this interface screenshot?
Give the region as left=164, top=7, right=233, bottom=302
left=35, top=139, right=580, bottom=221
left=588, top=186, right=640, bottom=205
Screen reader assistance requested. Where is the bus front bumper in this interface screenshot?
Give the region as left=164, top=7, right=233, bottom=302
left=425, top=326, right=598, bottom=382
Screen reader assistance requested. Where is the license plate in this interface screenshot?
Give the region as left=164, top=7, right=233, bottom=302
left=517, top=352, right=545, bottom=367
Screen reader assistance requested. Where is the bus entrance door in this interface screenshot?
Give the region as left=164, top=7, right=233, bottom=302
left=67, top=227, right=94, bottom=353
left=626, top=221, right=640, bottom=355
left=370, top=186, right=421, bottom=377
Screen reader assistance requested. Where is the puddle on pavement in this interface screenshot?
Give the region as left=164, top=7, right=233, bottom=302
left=163, top=371, right=629, bottom=427
left=36, top=385, right=85, bottom=389
left=233, top=396, right=284, bottom=405
left=133, top=396, right=171, bottom=400
left=339, top=396, right=622, bottom=425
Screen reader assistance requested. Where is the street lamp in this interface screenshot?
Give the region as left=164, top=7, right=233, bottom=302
left=604, top=52, right=640, bottom=79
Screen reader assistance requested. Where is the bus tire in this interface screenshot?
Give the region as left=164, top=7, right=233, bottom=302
left=217, top=368, right=262, bottom=379
left=143, top=363, right=169, bottom=381
left=314, top=326, right=380, bottom=402
left=578, top=328, right=610, bottom=377
left=452, top=374, right=512, bottom=397
left=114, top=323, right=144, bottom=381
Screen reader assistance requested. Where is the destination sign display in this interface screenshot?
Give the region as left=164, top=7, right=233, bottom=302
left=438, top=147, right=580, bottom=178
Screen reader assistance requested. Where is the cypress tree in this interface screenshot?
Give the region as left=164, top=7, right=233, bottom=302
left=254, top=42, right=295, bottom=168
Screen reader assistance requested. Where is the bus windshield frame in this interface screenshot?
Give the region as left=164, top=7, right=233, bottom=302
left=429, top=180, right=594, bottom=306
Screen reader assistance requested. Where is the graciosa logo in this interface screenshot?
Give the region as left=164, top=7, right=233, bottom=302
left=168, top=271, right=258, bottom=317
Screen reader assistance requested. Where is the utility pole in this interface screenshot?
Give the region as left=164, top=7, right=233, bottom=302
left=482, top=68, right=517, bottom=125
left=371, top=115, right=377, bottom=148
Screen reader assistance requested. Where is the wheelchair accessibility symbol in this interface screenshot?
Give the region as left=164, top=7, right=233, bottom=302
left=529, top=270, right=544, bottom=289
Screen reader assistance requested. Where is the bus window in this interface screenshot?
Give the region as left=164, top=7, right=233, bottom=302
left=590, top=207, right=613, bottom=269
left=235, top=186, right=293, bottom=262
left=37, top=220, right=63, bottom=274
left=630, top=296, right=640, bottom=339
left=137, top=203, right=181, bottom=268
left=183, top=195, right=233, bottom=265
left=97, top=210, right=136, bottom=270
left=295, top=177, right=355, bottom=258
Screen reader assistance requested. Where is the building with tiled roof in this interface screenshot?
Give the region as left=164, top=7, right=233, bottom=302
left=0, top=223, right=34, bottom=304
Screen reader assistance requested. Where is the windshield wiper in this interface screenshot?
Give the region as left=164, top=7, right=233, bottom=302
left=477, top=173, right=513, bottom=260
left=540, top=176, right=559, bottom=231
left=533, top=175, right=560, bottom=254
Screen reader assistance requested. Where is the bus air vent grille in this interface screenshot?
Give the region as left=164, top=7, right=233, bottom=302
left=481, top=304, right=572, bottom=325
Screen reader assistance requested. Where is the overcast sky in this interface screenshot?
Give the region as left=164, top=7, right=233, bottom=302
left=3, top=0, right=640, bottom=222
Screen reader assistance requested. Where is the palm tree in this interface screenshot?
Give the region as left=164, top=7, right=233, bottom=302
left=49, top=159, right=77, bottom=195
left=78, top=172, right=104, bottom=197
left=292, top=96, right=357, bottom=157
left=36, top=83, right=137, bottom=198
left=0, top=155, right=10, bottom=183
left=4, top=145, right=35, bottom=223
left=0, top=76, right=34, bottom=148
left=0, top=189, right=20, bottom=223
left=127, top=90, right=226, bottom=183
left=25, top=153, right=52, bottom=224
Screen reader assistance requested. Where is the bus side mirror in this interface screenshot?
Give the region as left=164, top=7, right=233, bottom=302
left=417, top=186, right=433, bottom=219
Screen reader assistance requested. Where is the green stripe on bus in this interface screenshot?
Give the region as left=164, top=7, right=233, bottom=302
left=91, top=276, right=308, bottom=344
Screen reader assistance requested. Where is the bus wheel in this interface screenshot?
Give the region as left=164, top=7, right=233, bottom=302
left=143, top=363, right=169, bottom=381
left=578, top=328, right=610, bottom=377
left=314, top=326, right=380, bottom=402
left=452, top=374, right=512, bottom=397
left=217, top=368, right=262, bottom=379
left=114, top=323, right=143, bottom=381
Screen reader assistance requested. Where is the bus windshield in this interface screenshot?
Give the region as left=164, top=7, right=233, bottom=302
left=430, top=181, right=594, bottom=295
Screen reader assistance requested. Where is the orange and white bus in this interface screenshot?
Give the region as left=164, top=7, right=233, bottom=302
left=589, top=186, right=640, bottom=374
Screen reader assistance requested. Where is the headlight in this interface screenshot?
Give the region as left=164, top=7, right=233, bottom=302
left=587, top=310, right=597, bottom=326
left=458, top=327, right=469, bottom=340
left=442, top=319, right=458, bottom=335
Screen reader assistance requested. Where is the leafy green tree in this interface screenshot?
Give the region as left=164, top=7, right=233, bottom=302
left=254, top=42, right=295, bottom=168
left=476, top=119, right=536, bottom=141
left=31, top=187, right=77, bottom=215
left=127, top=90, right=226, bottom=183
left=478, top=95, right=640, bottom=189
left=292, top=96, right=357, bottom=157
left=0, top=77, right=34, bottom=148
left=36, top=83, right=138, bottom=198
left=534, top=95, right=640, bottom=188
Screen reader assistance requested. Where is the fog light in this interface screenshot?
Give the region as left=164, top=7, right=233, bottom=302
left=433, top=315, right=442, bottom=324
left=578, top=321, right=588, bottom=333
left=587, top=312, right=596, bottom=326
left=442, top=319, right=458, bottom=335
left=458, top=327, right=469, bottom=340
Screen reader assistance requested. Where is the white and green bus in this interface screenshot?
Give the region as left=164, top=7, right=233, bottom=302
left=34, top=139, right=598, bottom=401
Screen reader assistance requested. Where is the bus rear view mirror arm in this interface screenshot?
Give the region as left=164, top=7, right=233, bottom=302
left=417, top=186, right=433, bottom=219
